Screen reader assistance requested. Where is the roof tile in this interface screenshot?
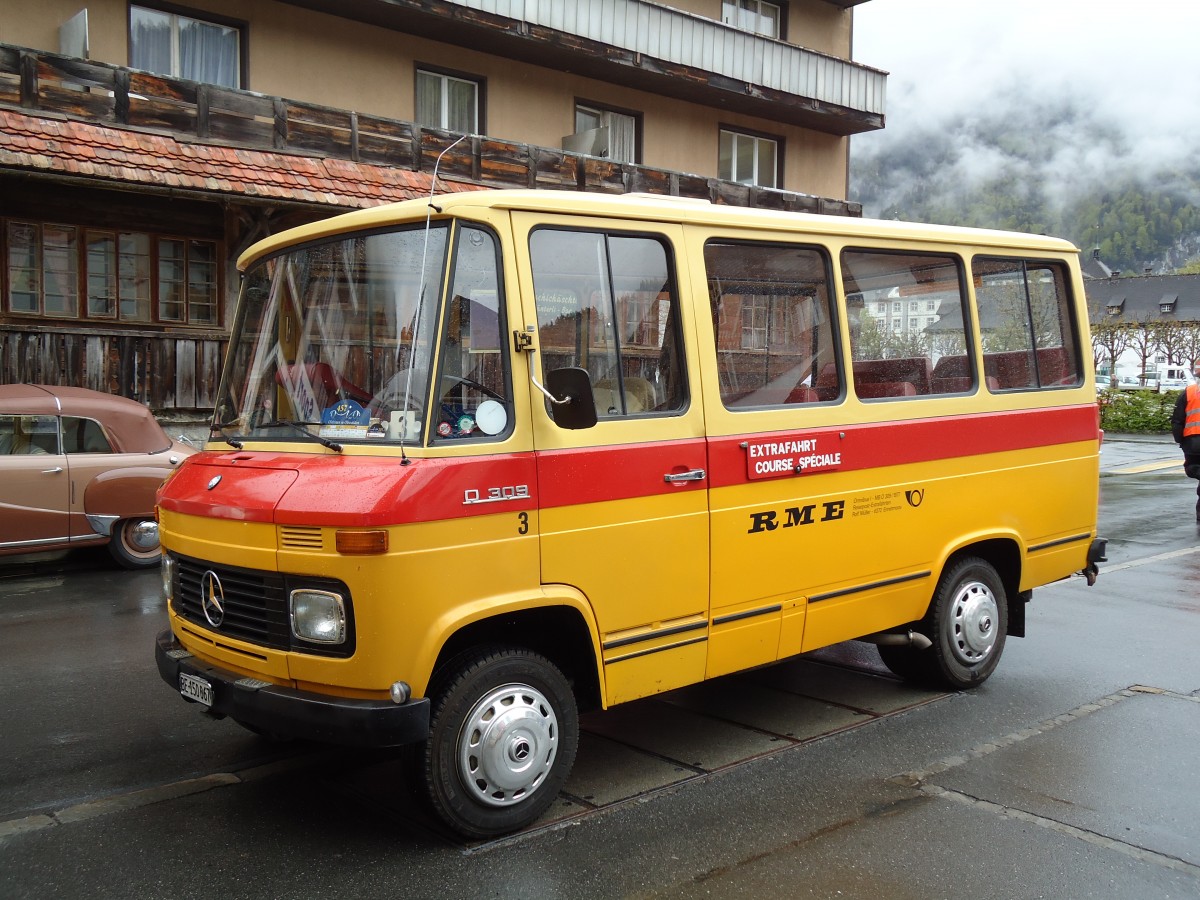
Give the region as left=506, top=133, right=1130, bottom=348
left=0, top=109, right=489, bottom=208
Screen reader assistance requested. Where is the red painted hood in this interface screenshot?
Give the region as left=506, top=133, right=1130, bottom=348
left=158, top=450, right=535, bottom=527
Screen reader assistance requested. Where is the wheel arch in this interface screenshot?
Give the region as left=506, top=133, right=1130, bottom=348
left=939, top=536, right=1024, bottom=637
left=429, top=592, right=604, bottom=713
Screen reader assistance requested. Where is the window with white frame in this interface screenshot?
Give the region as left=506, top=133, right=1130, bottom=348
left=721, top=0, right=782, bottom=38
left=719, top=129, right=778, bottom=188
left=416, top=68, right=480, bottom=133
left=130, top=5, right=242, bottom=88
left=574, top=104, right=639, bottom=163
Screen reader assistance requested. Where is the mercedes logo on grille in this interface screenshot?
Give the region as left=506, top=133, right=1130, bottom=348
left=201, top=570, right=226, bottom=628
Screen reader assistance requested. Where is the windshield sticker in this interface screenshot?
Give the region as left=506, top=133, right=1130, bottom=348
left=744, top=434, right=842, bottom=480
left=319, top=399, right=369, bottom=439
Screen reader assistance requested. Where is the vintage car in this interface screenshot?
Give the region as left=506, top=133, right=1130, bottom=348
left=0, top=385, right=196, bottom=568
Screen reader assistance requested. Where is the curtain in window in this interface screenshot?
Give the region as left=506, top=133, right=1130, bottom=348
left=416, top=71, right=442, bottom=128
left=605, top=112, right=636, bottom=163
left=446, top=78, right=477, bottom=133
left=179, top=18, right=239, bottom=88
left=130, top=7, right=172, bottom=74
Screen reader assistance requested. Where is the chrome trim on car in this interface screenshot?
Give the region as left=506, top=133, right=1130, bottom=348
left=85, top=513, right=119, bottom=536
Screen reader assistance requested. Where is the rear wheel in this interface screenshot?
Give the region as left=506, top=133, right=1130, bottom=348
left=416, top=647, right=578, bottom=840
left=878, top=556, right=1007, bottom=690
left=108, top=517, right=161, bottom=569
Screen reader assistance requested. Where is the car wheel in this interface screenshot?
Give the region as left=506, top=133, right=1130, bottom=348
left=416, top=647, right=578, bottom=840
left=925, top=556, right=1007, bottom=690
left=108, top=517, right=161, bottom=569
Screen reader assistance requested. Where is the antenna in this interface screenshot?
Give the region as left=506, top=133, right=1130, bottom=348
left=398, top=133, right=471, bottom=465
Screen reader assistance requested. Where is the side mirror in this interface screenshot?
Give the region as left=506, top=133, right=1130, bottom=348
left=545, top=367, right=598, bottom=430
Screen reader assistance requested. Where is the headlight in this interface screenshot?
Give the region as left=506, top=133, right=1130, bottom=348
left=290, top=589, right=346, bottom=644
left=161, top=554, right=176, bottom=603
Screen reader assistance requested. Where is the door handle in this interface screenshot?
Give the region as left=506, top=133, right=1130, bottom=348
left=663, top=468, right=706, bottom=483
left=41, top=467, right=64, bottom=474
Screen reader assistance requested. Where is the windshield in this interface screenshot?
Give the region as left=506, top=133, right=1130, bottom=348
left=214, top=221, right=511, bottom=448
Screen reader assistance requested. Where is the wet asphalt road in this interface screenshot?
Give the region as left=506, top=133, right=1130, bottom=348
left=1, top=434, right=1198, bottom=899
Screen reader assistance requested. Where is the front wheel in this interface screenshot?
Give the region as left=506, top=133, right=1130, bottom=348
left=108, top=517, right=161, bottom=569
left=416, top=647, right=579, bottom=840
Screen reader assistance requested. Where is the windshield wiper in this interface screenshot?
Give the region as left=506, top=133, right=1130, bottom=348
left=258, top=419, right=343, bottom=452
left=210, top=421, right=243, bottom=449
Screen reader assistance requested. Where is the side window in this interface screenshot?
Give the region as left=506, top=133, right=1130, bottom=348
left=130, top=5, right=243, bottom=89
left=718, top=129, right=779, bottom=188
left=840, top=250, right=970, bottom=399
left=573, top=103, right=640, bottom=163
left=62, top=417, right=112, bottom=454
left=432, top=225, right=511, bottom=442
left=0, top=415, right=59, bottom=455
left=530, top=229, right=686, bottom=421
left=416, top=67, right=481, bottom=133
left=704, top=240, right=837, bottom=408
left=972, top=258, right=1082, bottom=390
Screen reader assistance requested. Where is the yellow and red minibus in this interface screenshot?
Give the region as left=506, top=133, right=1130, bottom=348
left=154, top=190, right=1105, bottom=838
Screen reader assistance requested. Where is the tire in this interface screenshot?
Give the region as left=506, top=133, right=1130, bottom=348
left=877, top=557, right=1007, bottom=690
left=925, top=556, right=1007, bottom=690
left=108, top=517, right=161, bottom=569
left=416, top=647, right=579, bottom=840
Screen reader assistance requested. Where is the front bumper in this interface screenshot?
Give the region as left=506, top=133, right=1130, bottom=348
left=155, top=630, right=429, bottom=747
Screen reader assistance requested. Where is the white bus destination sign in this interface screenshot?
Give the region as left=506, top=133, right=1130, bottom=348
left=744, top=434, right=842, bottom=480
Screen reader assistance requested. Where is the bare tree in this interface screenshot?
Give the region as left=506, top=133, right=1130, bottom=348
left=1125, top=316, right=1159, bottom=385
left=1151, top=320, right=1188, bottom=367
left=1180, top=323, right=1200, bottom=371
left=1090, top=319, right=1133, bottom=386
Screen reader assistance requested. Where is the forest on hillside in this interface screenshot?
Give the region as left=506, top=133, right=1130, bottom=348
left=849, top=95, right=1200, bottom=275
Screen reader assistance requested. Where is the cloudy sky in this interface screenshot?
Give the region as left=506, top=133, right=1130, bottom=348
left=850, top=0, right=1200, bottom=202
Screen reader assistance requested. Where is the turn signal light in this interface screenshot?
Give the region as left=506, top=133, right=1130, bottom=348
left=335, top=529, right=388, bottom=555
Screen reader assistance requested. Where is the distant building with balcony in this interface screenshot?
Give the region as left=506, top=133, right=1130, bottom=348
left=0, top=0, right=885, bottom=416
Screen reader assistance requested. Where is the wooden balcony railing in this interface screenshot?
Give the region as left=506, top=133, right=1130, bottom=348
left=0, top=43, right=861, bottom=216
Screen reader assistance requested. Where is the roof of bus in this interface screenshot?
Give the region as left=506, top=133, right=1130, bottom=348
left=237, top=189, right=1080, bottom=271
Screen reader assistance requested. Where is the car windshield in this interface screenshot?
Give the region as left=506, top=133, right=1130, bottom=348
left=214, top=220, right=511, bottom=447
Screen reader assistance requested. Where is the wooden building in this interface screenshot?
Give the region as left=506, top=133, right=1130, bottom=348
left=0, top=0, right=884, bottom=419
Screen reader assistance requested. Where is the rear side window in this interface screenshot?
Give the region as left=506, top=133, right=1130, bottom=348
left=840, top=249, right=971, bottom=399
left=704, top=240, right=837, bottom=409
left=529, top=228, right=687, bottom=420
left=62, top=416, right=113, bottom=453
left=972, top=258, right=1082, bottom=390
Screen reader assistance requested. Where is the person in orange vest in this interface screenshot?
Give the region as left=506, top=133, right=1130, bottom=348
left=1170, top=360, right=1200, bottom=521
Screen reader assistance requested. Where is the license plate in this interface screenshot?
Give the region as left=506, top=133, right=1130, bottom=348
left=180, top=672, right=213, bottom=707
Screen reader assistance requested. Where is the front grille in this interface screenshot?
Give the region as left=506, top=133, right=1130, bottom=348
left=171, top=554, right=354, bottom=657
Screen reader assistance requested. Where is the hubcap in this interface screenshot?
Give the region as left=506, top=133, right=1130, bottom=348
left=457, top=683, right=558, bottom=808
left=947, top=579, right=999, bottom=665
left=128, top=519, right=159, bottom=553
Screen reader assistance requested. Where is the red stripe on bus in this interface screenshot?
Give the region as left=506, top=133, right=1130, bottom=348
left=706, top=404, right=1099, bottom=489
left=535, top=438, right=710, bottom=508
left=161, top=405, right=1097, bottom=525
